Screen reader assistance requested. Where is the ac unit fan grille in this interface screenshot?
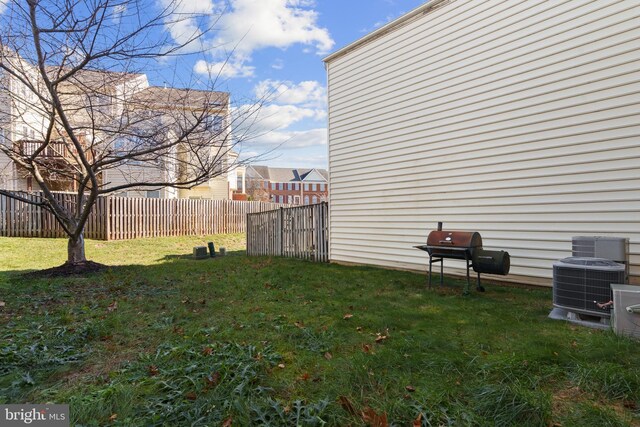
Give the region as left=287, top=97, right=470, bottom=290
left=553, top=266, right=625, bottom=317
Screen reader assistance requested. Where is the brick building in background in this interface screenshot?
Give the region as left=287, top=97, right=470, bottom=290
left=245, top=165, right=328, bottom=205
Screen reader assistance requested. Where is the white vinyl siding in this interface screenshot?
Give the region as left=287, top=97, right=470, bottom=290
left=326, top=0, right=640, bottom=286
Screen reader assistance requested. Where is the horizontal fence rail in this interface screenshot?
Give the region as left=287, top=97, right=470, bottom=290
left=0, top=191, right=288, bottom=240
left=247, top=202, right=329, bottom=262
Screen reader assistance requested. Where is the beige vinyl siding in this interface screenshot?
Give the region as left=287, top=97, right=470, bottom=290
left=103, top=164, right=169, bottom=197
left=326, top=0, right=640, bottom=285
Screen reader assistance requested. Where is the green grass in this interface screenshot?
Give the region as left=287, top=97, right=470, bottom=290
left=1, top=235, right=639, bottom=426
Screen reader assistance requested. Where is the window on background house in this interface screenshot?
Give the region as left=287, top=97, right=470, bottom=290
left=319, top=183, right=325, bottom=191
left=287, top=182, right=292, bottom=191
left=287, top=195, right=292, bottom=204
left=279, top=195, right=284, bottom=203
left=294, top=183, right=299, bottom=190
left=312, top=195, right=318, bottom=204
left=271, top=195, right=276, bottom=202
left=311, top=183, right=316, bottom=191
left=294, top=195, right=300, bottom=205
left=271, top=182, right=275, bottom=190
left=304, top=195, right=309, bottom=205
left=304, top=183, right=309, bottom=191
left=147, top=190, right=160, bottom=198
left=204, top=115, right=224, bottom=132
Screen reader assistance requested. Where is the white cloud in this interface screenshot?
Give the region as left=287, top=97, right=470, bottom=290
left=216, top=0, right=334, bottom=56
left=194, top=58, right=254, bottom=79
left=251, top=128, right=327, bottom=149
left=173, top=0, right=334, bottom=79
left=271, top=59, right=284, bottom=70
left=254, top=80, right=326, bottom=107
left=158, top=0, right=215, bottom=51
left=235, top=103, right=325, bottom=134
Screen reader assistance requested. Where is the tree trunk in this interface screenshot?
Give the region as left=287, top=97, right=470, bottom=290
left=67, top=233, right=87, bottom=264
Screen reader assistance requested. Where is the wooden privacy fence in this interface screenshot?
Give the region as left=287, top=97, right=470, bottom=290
left=246, top=202, right=329, bottom=262
left=0, top=191, right=288, bottom=240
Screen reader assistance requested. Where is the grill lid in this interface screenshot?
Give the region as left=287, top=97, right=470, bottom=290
left=426, top=231, right=482, bottom=249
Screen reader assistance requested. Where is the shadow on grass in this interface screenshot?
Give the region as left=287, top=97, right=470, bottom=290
left=158, top=249, right=246, bottom=262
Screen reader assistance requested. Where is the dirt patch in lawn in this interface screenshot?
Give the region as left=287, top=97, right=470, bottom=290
left=23, top=260, right=108, bottom=278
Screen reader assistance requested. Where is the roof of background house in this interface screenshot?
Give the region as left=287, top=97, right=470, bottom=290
left=131, top=87, right=229, bottom=110
left=248, top=166, right=328, bottom=182
left=46, top=67, right=146, bottom=89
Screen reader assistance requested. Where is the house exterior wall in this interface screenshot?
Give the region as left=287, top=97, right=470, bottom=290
left=325, top=0, right=640, bottom=285
left=247, top=179, right=328, bottom=205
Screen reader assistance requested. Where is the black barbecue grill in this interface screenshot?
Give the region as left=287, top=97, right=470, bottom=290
left=414, top=222, right=510, bottom=293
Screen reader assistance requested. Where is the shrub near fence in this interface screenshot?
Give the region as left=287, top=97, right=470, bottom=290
left=0, top=192, right=288, bottom=240
left=247, top=202, right=329, bottom=262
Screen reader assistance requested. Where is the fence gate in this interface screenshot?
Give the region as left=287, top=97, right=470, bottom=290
left=246, top=202, right=329, bottom=262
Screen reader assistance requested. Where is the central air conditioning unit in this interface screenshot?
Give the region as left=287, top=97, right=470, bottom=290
left=611, top=284, right=640, bottom=340
left=572, top=236, right=629, bottom=275
left=553, top=257, right=626, bottom=318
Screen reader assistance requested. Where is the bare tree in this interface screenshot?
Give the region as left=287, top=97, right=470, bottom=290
left=0, top=0, right=264, bottom=268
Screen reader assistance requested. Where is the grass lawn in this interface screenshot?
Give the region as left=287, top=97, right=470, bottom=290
left=1, top=235, right=639, bottom=426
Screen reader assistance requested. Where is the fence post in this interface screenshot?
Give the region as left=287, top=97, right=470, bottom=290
left=279, top=207, right=284, bottom=257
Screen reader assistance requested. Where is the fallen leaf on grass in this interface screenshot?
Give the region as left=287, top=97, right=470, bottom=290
left=362, top=407, right=388, bottom=427
left=148, top=365, right=159, bottom=376
left=324, top=352, right=333, bottom=360
left=338, top=396, right=359, bottom=417
left=298, top=372, right=310, bottom=381
left=109, top=413, right=117, bottom=422
left=362, top=344, right=372, bottom=353
left=202, top=347, right=213, bottom=356
left=356, top=326, right=363, bottom=332
left=277, top=363, right=285, bottom=369
left=0, top=301, right=5, bottom=308
left=375, top=334, right=388, bottom=343
left=294, top=321, right=305, bottom=329
left=222, top=417, right=233, bottom=427
left=405, top=385, right=416, bottom=392
left=106, top=301, right=118, bottom=312
left=343, top=313, right=353, bottom=320
left=413, top=413, right=423, bottom=427
left=205, top=372, right=220, bottom=387
left=185, top=392, right=197, bottom=401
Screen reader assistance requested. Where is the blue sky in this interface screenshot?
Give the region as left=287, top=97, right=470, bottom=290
left=151, top=0, right=428, bottom=169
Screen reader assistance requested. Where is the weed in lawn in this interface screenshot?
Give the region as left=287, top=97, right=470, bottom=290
left=558, top=402, right=631, bottom=427
left=63, top=338, right=332, bottom=425
left=0, top=320, right=95, bottom=403
left=568, top=362, right=640, bottom=402
left=470, top=382, right=552, bottom=426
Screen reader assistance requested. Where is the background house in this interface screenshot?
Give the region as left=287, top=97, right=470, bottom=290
left=0, top=54, right=236, bottom=199
left=323, top=0, right=640, bottom=286
left=246, top=165, right=328, bottom=205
